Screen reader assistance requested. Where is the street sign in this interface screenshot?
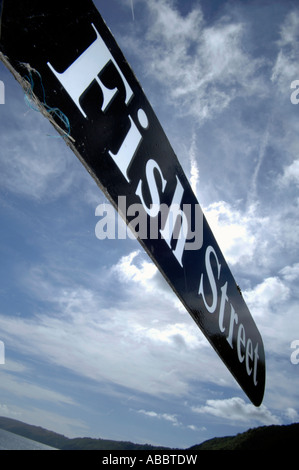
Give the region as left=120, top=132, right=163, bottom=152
left=0, top=0, right=265, bottom=406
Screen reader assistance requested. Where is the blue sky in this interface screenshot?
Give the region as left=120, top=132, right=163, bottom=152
left=0, top=0, right=299, bottom=449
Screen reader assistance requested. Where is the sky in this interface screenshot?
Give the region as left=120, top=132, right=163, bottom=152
left=0, top=0, right=299, bottom=449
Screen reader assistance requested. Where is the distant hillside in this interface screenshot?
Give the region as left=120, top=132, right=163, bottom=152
left=0, top=416, right=298, bottom=450
left=0, top=417, right=168, bottom=450
left=190, top=423, right=299, bottom=450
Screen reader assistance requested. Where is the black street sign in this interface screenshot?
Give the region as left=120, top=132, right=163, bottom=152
left=0, top=0, right=265, bottom=406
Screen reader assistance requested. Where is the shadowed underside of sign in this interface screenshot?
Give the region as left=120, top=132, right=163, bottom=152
left=0, top=0, right=266, bottom=406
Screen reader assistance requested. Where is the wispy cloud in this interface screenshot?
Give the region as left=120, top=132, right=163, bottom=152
left=124, top=0, right=266, bottom=123
left=130, top=0, right=135, bottom=21
left=0, top=253, right=214, bottom=399
left=280, top=159, right=299, bottom=187
left=137, top=409, right=181, bottom=427
left=0, top=400, right=89, bottom=438
left=2, top=0, right=299, bottom=446
left=243, top=271, right=299, bottom=359
left=244, top=276, right=290, bottom=318
left=271, top=10, right=299, bottom=89
left=0, top=364, right=76, bottom=405
left=204, top=201, right=267, bottom=267
left=247, top=123, right=271, bottom=209
left=0, top=105, right=75, bottom=201
left=189, top=131, right=200, bottom=198
left=192, top=397, right=280, bottom=426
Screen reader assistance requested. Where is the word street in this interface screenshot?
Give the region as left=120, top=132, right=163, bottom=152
left=198, top=246, right=260, bottom=384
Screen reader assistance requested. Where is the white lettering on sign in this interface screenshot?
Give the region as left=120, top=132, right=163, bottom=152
left=47, top=23, right=133, bottom=118
left=160, top=176, right=189, bottom=267
left=47, top=23, right=202, bottom=266
left=108, top=112, right=148, bottom=183
left=198, top=245, right=259, bottom=385
left=135, top=159, right=167, bottom=218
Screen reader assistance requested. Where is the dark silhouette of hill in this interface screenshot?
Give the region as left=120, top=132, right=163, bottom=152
left=189, top=422, right=299, bottom=450
left=0, top=416, right=167, bottom=450
left=0, top=416, right=298, bottom=450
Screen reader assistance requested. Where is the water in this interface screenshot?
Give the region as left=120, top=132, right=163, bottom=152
left=0, top=428, right=57, bottom=450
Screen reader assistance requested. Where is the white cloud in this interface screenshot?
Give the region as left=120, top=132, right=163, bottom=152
left=0, top=253, right=212, bottom=399
left=0, top=245, right=245, bottom=407
left=280, top=263, right=299, bottom=282
left=204, top=201, right=265, bottom=266
left=278, top=10, right=299, bottom=47
left=189, top=131, right=200, bottom=198
left=0, top=366, right=75, bottom=406
left=0, top=78, right=81, bottom=202
left=111, top=250, right=157, bottom=290
left=271, top=10, right=299, bottom=89
left=281, top=159, right=299, bottom=187
left=202, top=192, right=299, bottom=281
left=243, top=272, right=299, bottom=361
left=285, top=408, right=298, bottom=421
left=111, top=250, right=187, bottom=313
left=192, top=397, right=280, bottom=426
left=0, top=404, right=21, bottom=420
left=0, top=126, right=74, bottom=201
left=244, top=276, right=290, bottom=318
left=139, top=323, right=201, bottom=351
left=136, top=408, right=206, bottom=434
left=125, top=0, right=266, bottom=123
left=130, top=0, right=135, bottom=21
left=137, top=409, right=181, bottom=427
